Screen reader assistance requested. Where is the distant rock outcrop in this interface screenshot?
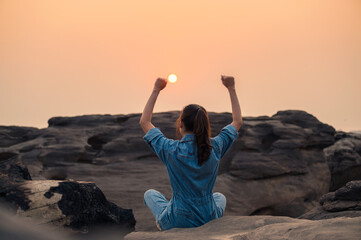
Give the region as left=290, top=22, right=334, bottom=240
left=0, top=126, right=39, bottom=148
left=324, top=131, right=361, bottom=191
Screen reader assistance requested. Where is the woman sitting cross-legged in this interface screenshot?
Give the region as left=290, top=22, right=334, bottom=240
left=139, top=75, right=242, bottom=231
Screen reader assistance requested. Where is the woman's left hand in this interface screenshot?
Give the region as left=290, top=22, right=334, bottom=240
left=154, top=78, right=168, bottom=91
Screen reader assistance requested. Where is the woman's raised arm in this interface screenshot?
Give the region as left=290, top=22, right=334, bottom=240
left=139, top=78, right=168, bottom=134
left=221, top=75, right=243, bottom=131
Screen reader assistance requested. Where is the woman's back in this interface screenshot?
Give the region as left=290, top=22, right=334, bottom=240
left=143, top=124, right=238, bottom=229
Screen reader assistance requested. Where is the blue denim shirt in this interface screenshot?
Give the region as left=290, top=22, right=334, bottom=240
left=143, top=124, right=239, bottom=230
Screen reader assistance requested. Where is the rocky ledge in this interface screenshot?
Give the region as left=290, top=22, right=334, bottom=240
left=125, top=215, right=361, bottom=240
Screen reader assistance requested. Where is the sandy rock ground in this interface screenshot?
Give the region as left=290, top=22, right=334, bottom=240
left=125, top=215, right=361, bottom=240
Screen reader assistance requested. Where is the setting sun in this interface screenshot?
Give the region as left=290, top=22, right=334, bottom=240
left=168, top=74, right=177, bottom=83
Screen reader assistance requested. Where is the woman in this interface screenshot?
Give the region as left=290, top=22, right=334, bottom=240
left=139, top=75, right=242, bottom=231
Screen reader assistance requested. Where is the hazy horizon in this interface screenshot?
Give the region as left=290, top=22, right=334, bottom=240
left=1, top=0, right=360, bottom=131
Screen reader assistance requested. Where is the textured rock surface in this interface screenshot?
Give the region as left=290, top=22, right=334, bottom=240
left=299, top=180, right=361, bottom=220
left=0, top=126, right=39, bottom=148
left=298, top=205, right=361, bottom=220
left=2, top=109, right=359, bottom=231
left=0, top=161, right=136, bottom=236
left=125, top=215, right=361, bottom=240
left=2, top=212, right=360, bottom=240
left=0, top=161, right=32, bottom=211
left=324, top=131, right=361, bottom=191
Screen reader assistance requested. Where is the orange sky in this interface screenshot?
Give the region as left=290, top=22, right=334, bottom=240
left=0, top=0, right=360, bottom=131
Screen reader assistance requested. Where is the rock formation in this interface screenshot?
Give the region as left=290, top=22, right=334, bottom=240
left=1, top=109, right=360, bottom=232
left=300, top=180, right=361, bottom=220
left=0, top=160, right=136, bottom=237
left=323, top=131, right=361, bottom=191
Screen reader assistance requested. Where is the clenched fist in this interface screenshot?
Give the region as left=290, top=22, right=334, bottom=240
left=154, top=78, right=168, bottom=91
left=221, top=75, right=235, bottom=89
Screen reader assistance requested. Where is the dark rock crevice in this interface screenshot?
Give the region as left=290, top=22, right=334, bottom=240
left=116, top=116, right=130, bottom=124
left=0, top=152, right=18, bottom=161
left=250, top=206, right=275, bottom=216
left=87, top=135, right=108, bottom=151
left=261, top=132, right=280, bottom=152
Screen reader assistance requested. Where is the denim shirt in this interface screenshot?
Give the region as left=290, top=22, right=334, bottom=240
left=143, top=124, right=239, bottom=230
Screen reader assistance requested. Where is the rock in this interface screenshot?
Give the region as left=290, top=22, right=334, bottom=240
left=0, top=151, right=18, bottom=161
left=0, top=161, right=136, bottom=236
left=7, top=164, right=32, bottom=181
left=41, top=168, right=67, bottom=180
left=0, top=161, right=32, bottom=181
left=0, top=162, right=32, bottom=211
left=324, top=131, right=361, bottom=191
left=4, top=211, right=358, bottom=240
left=272, top=110, right=335, bottom=146
left=334, top=180, right=361, bottom=200
left=298, top=205, right=361, bottom=220
left=320, top=180, right=361, bottom=212
left=125, top=215, right=361, bottom=240
left=1, top=179, right=136, bottom=236
left=299, top=180, right=361, bottom=220
left=228, top=110, right=335, bottom=179
left=0, top=126, right=39, bottom=148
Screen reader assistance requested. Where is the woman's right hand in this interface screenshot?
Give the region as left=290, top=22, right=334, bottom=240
left=221, top=75, right=235, bottom=89
left=154, top=78, right=168, bottom=92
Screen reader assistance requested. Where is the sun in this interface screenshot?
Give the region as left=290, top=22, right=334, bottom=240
left=168, top=74, right=177, bottom=83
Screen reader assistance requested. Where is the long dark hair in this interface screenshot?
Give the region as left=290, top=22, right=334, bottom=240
left=176, top=104, right=213, bottom=166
